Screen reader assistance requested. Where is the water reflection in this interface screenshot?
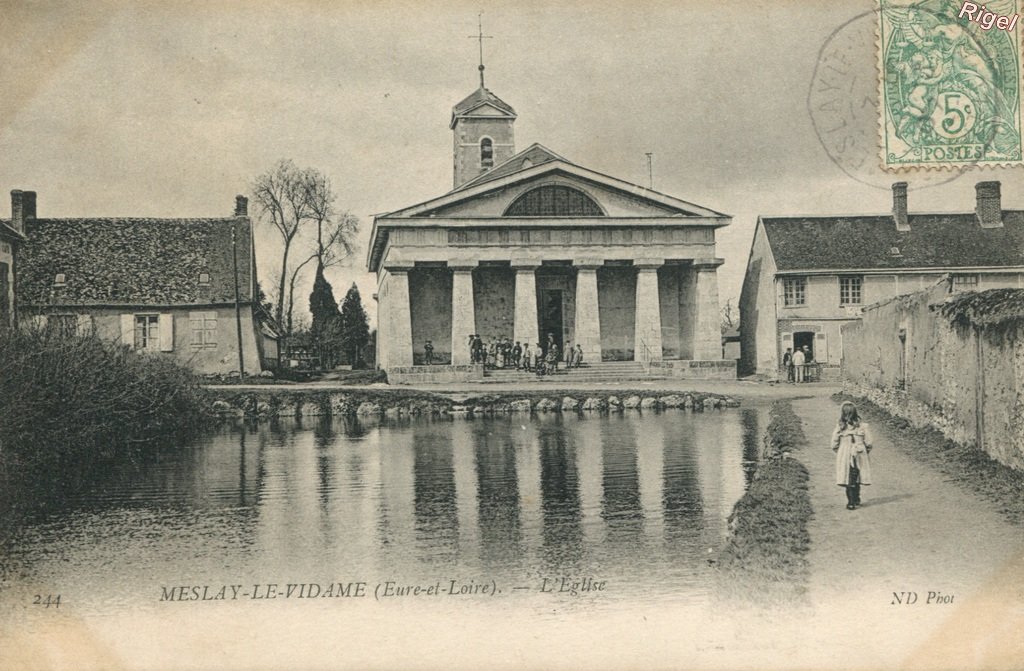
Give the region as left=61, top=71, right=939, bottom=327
left=537, top=416, right=584, bottom=569
left=0, top=407, right=766, bottom=614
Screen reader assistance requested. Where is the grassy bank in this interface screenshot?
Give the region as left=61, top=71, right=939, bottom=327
left=835, top=393, right=1024, bottom=528
left=0, top=329, right=207, bottom=486
left=716, top=400, right=813, bottom=607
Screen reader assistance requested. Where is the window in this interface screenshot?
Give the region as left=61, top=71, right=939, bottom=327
left=952, top=274, right=979, bottom=291
left=135, top=314, right=160, bottom=351
left=47, top=314, right=77, bottom=337
left=839, top=276, right=863, bottom=306
left=53, top=273, right=66, bottom=287
left=480, top=138, right=493, bottom=167
left=503, top=185, right=604, bottom=216
left=190, top=311, right=218, bottom=349
left=783, top=277, right=807, bottom=306
left=198, top=272, right=211, bottom=286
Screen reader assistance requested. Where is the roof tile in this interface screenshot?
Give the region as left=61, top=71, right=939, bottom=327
left=762, top=212, right=1024, bottom=271
left=18, top=217, right=253, bottom=306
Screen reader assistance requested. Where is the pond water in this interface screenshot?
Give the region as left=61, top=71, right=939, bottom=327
left=0, top=408, right=763, bottom=622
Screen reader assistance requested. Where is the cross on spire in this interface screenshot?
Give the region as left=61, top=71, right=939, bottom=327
left=468, top=12, right=493, bottom=88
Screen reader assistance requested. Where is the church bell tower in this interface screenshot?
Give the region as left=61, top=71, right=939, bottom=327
left=450, top=19, right=516, bottom=188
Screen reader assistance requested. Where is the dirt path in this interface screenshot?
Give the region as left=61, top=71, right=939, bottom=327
left=789, top=395, right=1024, bottom=669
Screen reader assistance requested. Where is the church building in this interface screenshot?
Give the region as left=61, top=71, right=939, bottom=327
left=367, top=71, right=734, bottom=383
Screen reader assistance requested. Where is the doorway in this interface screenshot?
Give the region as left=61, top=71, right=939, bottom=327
left=540, top=289, right=564, bottom=354
left=793, top=331, right=815, bottom=361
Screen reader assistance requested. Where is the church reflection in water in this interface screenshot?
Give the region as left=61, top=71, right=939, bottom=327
left=0, top=408, right=764, bottom=613
left=218, top=409, right=764, bottom=581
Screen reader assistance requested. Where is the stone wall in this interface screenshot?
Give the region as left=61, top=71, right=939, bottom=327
left=658, top=265, right=696, bottom=359
left=649, top=359, right=737, bottom=380
left=29, top=305, right=265, bottom=374
left=598, top=266, right=636, bottom=360
left=842, top=281, right=1024, bottom=470
left=410, top=267, right=452, bottom=364
left=473, top=266, right=515, bottom=342
left=207, top=386, right=740, bottom=421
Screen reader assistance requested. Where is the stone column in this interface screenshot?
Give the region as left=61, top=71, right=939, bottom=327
left=512, top=259, right=540, bottom=349
left=634, top=259, right=664, bottom=363
left=573, top=259, right=602, bottom=364
left=693, top=261, right=723, bottom=360
left=385, top=266, right=413, bottom=368
left=450, top=263, right=477, bottom=365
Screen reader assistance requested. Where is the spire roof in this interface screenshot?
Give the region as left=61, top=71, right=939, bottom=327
left=450, top=86, right=517, bottom=127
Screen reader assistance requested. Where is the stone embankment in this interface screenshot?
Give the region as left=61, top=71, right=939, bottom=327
left=208, top=388, right=741, bottom=420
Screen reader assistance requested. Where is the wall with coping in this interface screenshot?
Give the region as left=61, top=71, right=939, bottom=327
left=842, top=280, right=1024, bottom=470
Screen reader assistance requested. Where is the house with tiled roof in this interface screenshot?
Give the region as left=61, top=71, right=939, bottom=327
left=738, top=181, right=1024, bottom=377
left=8, top=190, right=278, bottom=375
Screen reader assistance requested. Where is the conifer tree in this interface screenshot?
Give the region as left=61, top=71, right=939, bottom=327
left=339, top=283, right=370, bottom=367
left=309, top=264, right=342, bottom=368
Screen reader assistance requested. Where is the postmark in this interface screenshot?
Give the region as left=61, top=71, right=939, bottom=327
left=879, top=0, right=1023, bottom=168
left=809, top=9, right=965, bottom=189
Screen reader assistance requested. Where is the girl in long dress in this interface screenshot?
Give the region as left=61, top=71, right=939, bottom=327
left=830, top=401, right=874, bottom=510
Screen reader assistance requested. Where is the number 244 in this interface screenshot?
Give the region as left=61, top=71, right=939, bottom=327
left=33, top=594, right=61, bottom=608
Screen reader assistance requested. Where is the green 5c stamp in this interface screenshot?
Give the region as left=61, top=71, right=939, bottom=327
left=880, top=0, right=1022, bottom=167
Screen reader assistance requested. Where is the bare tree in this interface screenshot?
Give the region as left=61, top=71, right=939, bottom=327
left=251, top=159, right=314, bottom=332
left=302, top=168, right=359, bottom=270
left=279, top=170, right=360, bottom=335
left=253, top=160, right=360, bottom=350
left=721, top=298, right=738, bottom=331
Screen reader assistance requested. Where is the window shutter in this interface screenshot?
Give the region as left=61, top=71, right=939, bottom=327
left=120, top=314, right=135, bottom=347
left=76, top=314, right=93, bottom=336
left=159, top=313, right=174, bottom=351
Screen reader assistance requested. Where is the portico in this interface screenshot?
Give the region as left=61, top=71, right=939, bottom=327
left=368, top=82, right=734, bottom=382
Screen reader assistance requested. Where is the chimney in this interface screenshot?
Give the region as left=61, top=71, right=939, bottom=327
left=976, top=181, right=1003, bottom=228
left=892, top=182, right=909, bottom=231
left=10, top=190, right=36, bottom=234
left=234, top=195, right=248, bottom=217
left=23, top=191, right=36, bottom=219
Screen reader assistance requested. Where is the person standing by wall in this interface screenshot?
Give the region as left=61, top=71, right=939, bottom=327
left=831, top=401, right=874, bottom=510
left=424, top=340, right=434, bottom=365
left=793, top=346, right=805, bottom=383
left=783, top=347, right=794, bottom=383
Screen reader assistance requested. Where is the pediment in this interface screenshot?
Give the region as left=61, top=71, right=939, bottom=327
left=422, top=172, right=679, bottom=218
left=378, top=151, right=728, bottom=220
left=463, top=102, right=512, bottom=117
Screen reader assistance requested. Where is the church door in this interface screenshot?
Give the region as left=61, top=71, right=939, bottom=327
left=540, top=289, right=564, bottom=354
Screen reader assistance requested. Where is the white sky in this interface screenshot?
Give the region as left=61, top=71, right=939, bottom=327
left=2, top=0, right=1022, bottom=326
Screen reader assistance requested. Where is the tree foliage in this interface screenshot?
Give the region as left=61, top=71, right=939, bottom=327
left=340, top=283, right=370, bottom=367
left=309, top=264, right=343, bottom=368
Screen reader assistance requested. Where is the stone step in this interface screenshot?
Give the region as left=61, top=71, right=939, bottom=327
left=479, top=376, right=668, bottom=384
left=485, top=364, right=646, bottom=374
left=485, top=372, right=652, bottom=379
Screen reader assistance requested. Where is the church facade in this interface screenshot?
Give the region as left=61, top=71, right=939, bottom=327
left=367, top=83, right=735, bottom=383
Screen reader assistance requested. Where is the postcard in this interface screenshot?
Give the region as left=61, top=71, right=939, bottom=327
left=1, top=1, right=1022, bottom=669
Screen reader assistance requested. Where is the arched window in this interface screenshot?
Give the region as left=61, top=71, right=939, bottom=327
left=480, top=138, right=494, bottom=167
left=503, top=185, right=604, bottom=216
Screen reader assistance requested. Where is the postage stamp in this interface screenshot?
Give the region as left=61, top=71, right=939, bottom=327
left=879, top=0, right=1023, bottom=168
